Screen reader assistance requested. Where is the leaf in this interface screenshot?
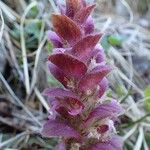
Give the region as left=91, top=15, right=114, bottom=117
left=74, top=4, right=96, bottom=24
left=52, top=14, right=82, bottom=44
left=66, top=0, right=81, bottom=17
left=71, top=33, right=102, bottom=56
left=48, top=53, right=87, bottom=78
left=27, top=6, right=39, bottom=18
left=107, top=89, right=112, bottom=97
left=108, top=34, right=124, bottom=46
left=78, top=65, right=112, bottom=93
left=25, top=21, right=42, bottom=38
left=116, top=85, right=126, bottom=97
left=42, top=119, right=81, bottom=138
left=47, top=42, right=53, bottom=54
left=144, top=85, right=150, bottom=113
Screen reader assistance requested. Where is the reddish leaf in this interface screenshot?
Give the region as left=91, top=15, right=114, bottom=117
left=49, top=53, right=87, bottom=78
left=42, top=119, right=81, bottom=138
left=52, top=14, right=82, bottom=44
left=48, top=63, right=69, bottom=87
left=66, top=0, right=80, bottom=17
left=74, top=4, right=96, bottom=24
left=71, top=34, right=102, bottom=57
left=85, top=100, right=123, bottom=124
left=43, top=87, right=78, bottom=99
left=78, top=65, right=112, bottom=92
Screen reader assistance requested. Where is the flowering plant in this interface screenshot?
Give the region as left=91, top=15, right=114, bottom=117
left=42, top=0, right=123, bottom=149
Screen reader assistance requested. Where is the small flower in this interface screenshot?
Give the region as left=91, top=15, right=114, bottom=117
left=48, top=31, right=63, bottom=48
left=88, top=136, right=123, bottom=150
left=55, top=142, right=66, bottom=150
left=42, top=0, right=123, bottom=149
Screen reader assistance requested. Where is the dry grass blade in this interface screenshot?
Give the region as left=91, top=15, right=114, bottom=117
left=49, top=0, right=58, bottom=13
left=0, top=7, right=4, bottom=42
left=0, top=1, right=20, bottom=21
left=31, top=36, right=47, bottom=91
left=101, top=17, right=112, bottom=32
left=20, top=1, right=37, bottom=95
left=120, top=0, right=133, bottom=23
left=4, top=31, right=23, bottom=80
left=123, top=125, right=137, bottom=141
left=117, top=69, right=143, bottom=96
left=34, top=87, right=50, bottom=112
left=0, top=132, right=27, bottom=148
left=19, top=0, right=27, bottom=10
left=0, top=72, right=42, bottom=127
left=134, top=126, right=144, bottom=150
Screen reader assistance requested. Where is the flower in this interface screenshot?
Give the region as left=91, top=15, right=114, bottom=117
left=42, top=0, right=123, bottom=149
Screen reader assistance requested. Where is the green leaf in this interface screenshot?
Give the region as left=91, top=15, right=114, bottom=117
left=47, top=42, right=53, bottom=54
left=27, top=6, right=39, bottom=18
left=106, top=89, right=112, bottom=97
left=116, top=85, right=126, bottom=97
left=144, top=85, right=150, bottom=113
left=108, top=34, right=125, bottom=46
left=25, top=21, right=42, bottom=38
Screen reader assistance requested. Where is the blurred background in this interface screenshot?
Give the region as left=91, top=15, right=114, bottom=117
left=0, top=0, right=150, bottom=149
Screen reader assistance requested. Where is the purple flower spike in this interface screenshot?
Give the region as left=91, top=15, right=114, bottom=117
left=42, top=0, right=123, bottom=149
